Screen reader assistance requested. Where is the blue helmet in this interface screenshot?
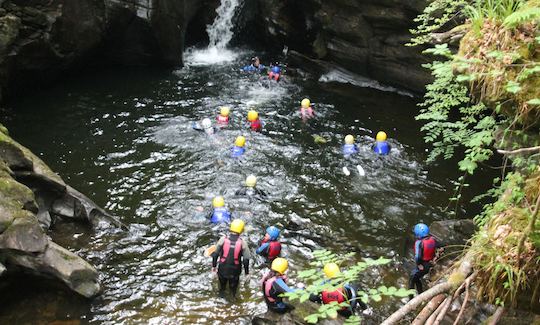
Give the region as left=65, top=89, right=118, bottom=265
left=266, top=226, right=280, bottom=240
left=414, top=223, right=429, bottom=238
left=271, top=66, right=281, bottom=74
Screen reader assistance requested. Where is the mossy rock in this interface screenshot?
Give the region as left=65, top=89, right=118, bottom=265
left=0, top=123, right=8, bottom=136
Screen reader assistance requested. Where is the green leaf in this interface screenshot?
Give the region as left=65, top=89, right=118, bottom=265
left=371, top=294, right=382, bottom=302
left=327, top=309, right=338, bottom=319
left=505, top=80, right=522, bottom=94
left=305, top=314, right=319, bottom=324
left=300, top=293, right=311, bottom=303
left=527, top=98, right=540, bottom=105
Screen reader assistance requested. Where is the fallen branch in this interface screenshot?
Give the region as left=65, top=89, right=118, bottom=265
left=381, top=254, right=474, bottom=325
left=453, top=276, right=473, bottom=325
left=412, top=294, right=446, bottom=325
left=497, top=146, right=540, bottom=155
left=426, top=296, right=449, bottom=325
left=430, top=25, right=468, bottom=44
left=488, top=306, right=505, bottom=325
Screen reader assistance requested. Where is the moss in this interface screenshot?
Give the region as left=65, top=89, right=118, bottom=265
left=0, top=123, right=8, bottom=136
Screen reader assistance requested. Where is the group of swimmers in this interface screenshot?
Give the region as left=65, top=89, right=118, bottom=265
left=193, top=56, right=441, bottom=318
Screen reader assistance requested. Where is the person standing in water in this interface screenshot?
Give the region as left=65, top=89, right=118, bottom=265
left=409, top=223, right=441, bottom=298
left=268, top=63, right=282, bottom=81
left=231, top=136, right=246, bottom=158
left=300, top=98, right=315, bottom=120
left=261, top=258, right=298, bottom=313
left=217, top=106, right=231, bottom=127
left=209, top=196, right=231, bottom=224
left=256, top=226, right=282, bottom=265
left=247, top=110, right=263, bottom=132
left=211, top=219, right=251, bottom=297
left=373, top=131, right=391, bottom=155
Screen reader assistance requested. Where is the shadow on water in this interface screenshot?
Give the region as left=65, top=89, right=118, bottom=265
left=1, top=49, right=496, bottom=324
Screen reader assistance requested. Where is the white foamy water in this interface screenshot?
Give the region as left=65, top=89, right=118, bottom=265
left=185, top=0, right=242, bottom=66
left=319, top=68, right=414, bottom=97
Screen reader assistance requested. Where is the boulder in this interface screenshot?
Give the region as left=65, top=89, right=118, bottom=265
left=430, top=219, right=476, bottom=247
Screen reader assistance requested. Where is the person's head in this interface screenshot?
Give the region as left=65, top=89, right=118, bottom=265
left=230, top=219, right=245, bottom=234
left=266, top=226, right=280, bottom=240
left=301, top=98, right=311, bottom=109
left=220, top=106, right=230, bottom=117
left=271, top=257, right=288, bottom=275
left=252, top=56, right=260, bottom=67
left=202, top=118, right=212, bottom=130
left=376, top=131, right=387, bottom=142
left=212, top=196, right=225, bottom=208
left=414, top=223, right=429, bottom=239
left=323, top=263, right=341, bottom=279
left=247, top=110, right=259, bottom=122
left=245, top=175, right=257, bottom=188
left=235, top=135, right=246, bottom=147
left=345, top=134, right=355, bottom=145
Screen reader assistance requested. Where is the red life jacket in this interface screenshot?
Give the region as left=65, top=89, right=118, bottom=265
left=414, top=236, right=436, bottom=262
left=267, top=241, right=281, bottom=260
left=220, top=237, right=243, bottom=265
left=300, top=107, right=314, bottom=118
left=262, top=274, right=286, bottom=302
left=217, top=115, right=229, bottom=125
left=322, top=287, right=346, bottom=305
left=250, top=119, right=262, bottom=131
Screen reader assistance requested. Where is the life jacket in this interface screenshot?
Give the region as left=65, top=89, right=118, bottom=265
left=210, top=207, right=231, bottom=224
left=343, top=144, right=358, bottom=155
left=231, top=146, right=245, bottom=157
left=217, top=115, right=229, bottom=125
left=250, top=119, right=262, bottom=131
left=300, top=107, right=314, bottom=119
left=268, top=72, right=281, bottom=81
left=262, top=273, right=286, bottom=303
left=220, top=236, right=243, bottom=265
left=261, top=238, right=281, bottom=260
left=415, top=236, right=436, bottom=262
left=322, top=287, right=347, bottom=307
left=373, top=141, right=390, bottom=155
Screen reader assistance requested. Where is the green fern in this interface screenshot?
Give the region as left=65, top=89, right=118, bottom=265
left=503, top=6, right=540, bottom=27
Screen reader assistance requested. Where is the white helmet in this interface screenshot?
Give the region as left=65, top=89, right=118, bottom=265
left=201, top=118, right=212, bottom=129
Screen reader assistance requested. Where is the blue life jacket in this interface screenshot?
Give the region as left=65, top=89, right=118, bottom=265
left=211, top=207, right=231, bottom=224
left=242, top=64, right=265, bottom=72
left=373, top=141, right=390, bottom=155
left=231, top=146, right=246, bottom=157
left=342, top=144, right=358, bottom=156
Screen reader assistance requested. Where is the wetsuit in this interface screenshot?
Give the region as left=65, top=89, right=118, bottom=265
left=310, top=283, right=364, bottom=317
left=231, top=146, right=246, bottom=157
left=262, top=271, right=295, bottom=313
left=409, top=235, right=439, bottom=295
left=343, top=144, right=358, bottom=156
left=373, top=141, right=390, bottom=155
left=235, top=186, right=267, bottom=199
left=212, top=233, right=250, bottom=296
left=256, top=237, right=281, bottom=264
left=242, top=64, right=265, bottom=72
left=209, top=207, right=231, bottom=224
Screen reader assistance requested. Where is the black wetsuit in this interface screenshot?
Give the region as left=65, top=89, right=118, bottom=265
left=211, top=233, right=250, bottom=296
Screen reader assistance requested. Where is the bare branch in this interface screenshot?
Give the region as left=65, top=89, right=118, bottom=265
left=488, top=306, right=505, bottom=325
left=412, top=294, right=446, bottom=325
left=497, top=146, right=540, bottom=155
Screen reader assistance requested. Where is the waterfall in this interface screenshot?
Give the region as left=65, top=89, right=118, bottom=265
left=185, top=0, right=242, bottom=66
left=207, top=0, right=241, bottom=49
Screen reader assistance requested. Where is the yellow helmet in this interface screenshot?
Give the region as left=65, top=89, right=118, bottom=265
left=235, top=136, right=246, bottom=147
left=376, top=131, right=387, bottom=142
left=345, top=134, right=355, bottom=145
left=301, top=98, right=311, bottom=108
left=247, top=110, right=259, bottom=122
left=323, top=263, right=341, bottom=279
left=230, top=219, right=245, bottom=234
left=246, top=175, right=257, bottom=188
left=212, top=196, right=225, bottom=208
left=271, top=257, right=289, bottom=274
left=220, top=106, right=230, bottom=117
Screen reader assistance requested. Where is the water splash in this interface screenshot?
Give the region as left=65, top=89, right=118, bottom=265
left=185, top=0, right=242, bottom=66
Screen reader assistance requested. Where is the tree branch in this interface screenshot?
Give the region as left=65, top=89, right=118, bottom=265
left=412, top=294, right=447, bottom=325
left=488, top=306, right=505, bottom=325
left=497, top=146, right=540, bottom=155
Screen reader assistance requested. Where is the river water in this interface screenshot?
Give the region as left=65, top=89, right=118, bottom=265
left=1, top=48, right=481, bottom=324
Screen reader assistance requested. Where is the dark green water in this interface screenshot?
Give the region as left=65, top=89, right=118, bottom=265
left=1, top=49, right=476, bottom=324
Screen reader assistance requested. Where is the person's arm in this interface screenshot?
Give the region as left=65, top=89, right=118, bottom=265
left=211, top=237, right=225, bottom=268
left=274, top=278, right=296, bottom=294
left=256, top=242, right=270, bottom=255
left=414, top=240, right=423, bottom=265
left=256, top=188, right=267, bottom=197
left=242, top=240, right=251, bottom=274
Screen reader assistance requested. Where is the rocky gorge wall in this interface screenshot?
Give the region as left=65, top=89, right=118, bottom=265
left=252, top=0, right=431, bottom=93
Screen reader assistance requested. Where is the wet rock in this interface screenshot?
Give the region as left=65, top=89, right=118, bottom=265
left=430, top=219, right=476, bottom=247
left=7, top=241, right=100, bottom=298
left=0, top=262, right=5, bottom=276
left=254, top=0, right=431, bottom=93
left=0, top=216, right=48, bottom=253
left=252, top=302, right=344, bottom=325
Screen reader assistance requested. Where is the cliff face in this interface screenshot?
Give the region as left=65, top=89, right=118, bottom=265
left=0, top=0, right=215, bottom=102
left=253, top=0, right=431, bottom=93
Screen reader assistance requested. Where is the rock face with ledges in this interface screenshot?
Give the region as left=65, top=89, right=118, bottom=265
left=254, top=0, right=431, bottom=93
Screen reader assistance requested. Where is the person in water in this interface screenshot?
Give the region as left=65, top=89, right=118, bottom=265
left=268, top=63, right=282, bottom=81
left=373, top=131, right=391, bottom=155
left=231, top=136, right=246, bottom=157
left=261, top=258, right=297, bottom=314
left=247, top=110, right=263, bottom=132
left=211, top=219, right=251, bottom=297
left=310, top=263, right=364, bottom=317
left=256, top=226, right=282, bottom=264
left=209, top=196, right=231, bottom=224
left=409, top=223, right=441, bottom=298
left=235, top=175, right=267, bottom=199
left=242, top=56, right=265, bottom=72
left=300, top=98, right=315, bottom=120
left=343, top=134, right=359, bottom=157
left=217, top=106, right=230, bottom=127
left=193, top=118, right=217, bottom=135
